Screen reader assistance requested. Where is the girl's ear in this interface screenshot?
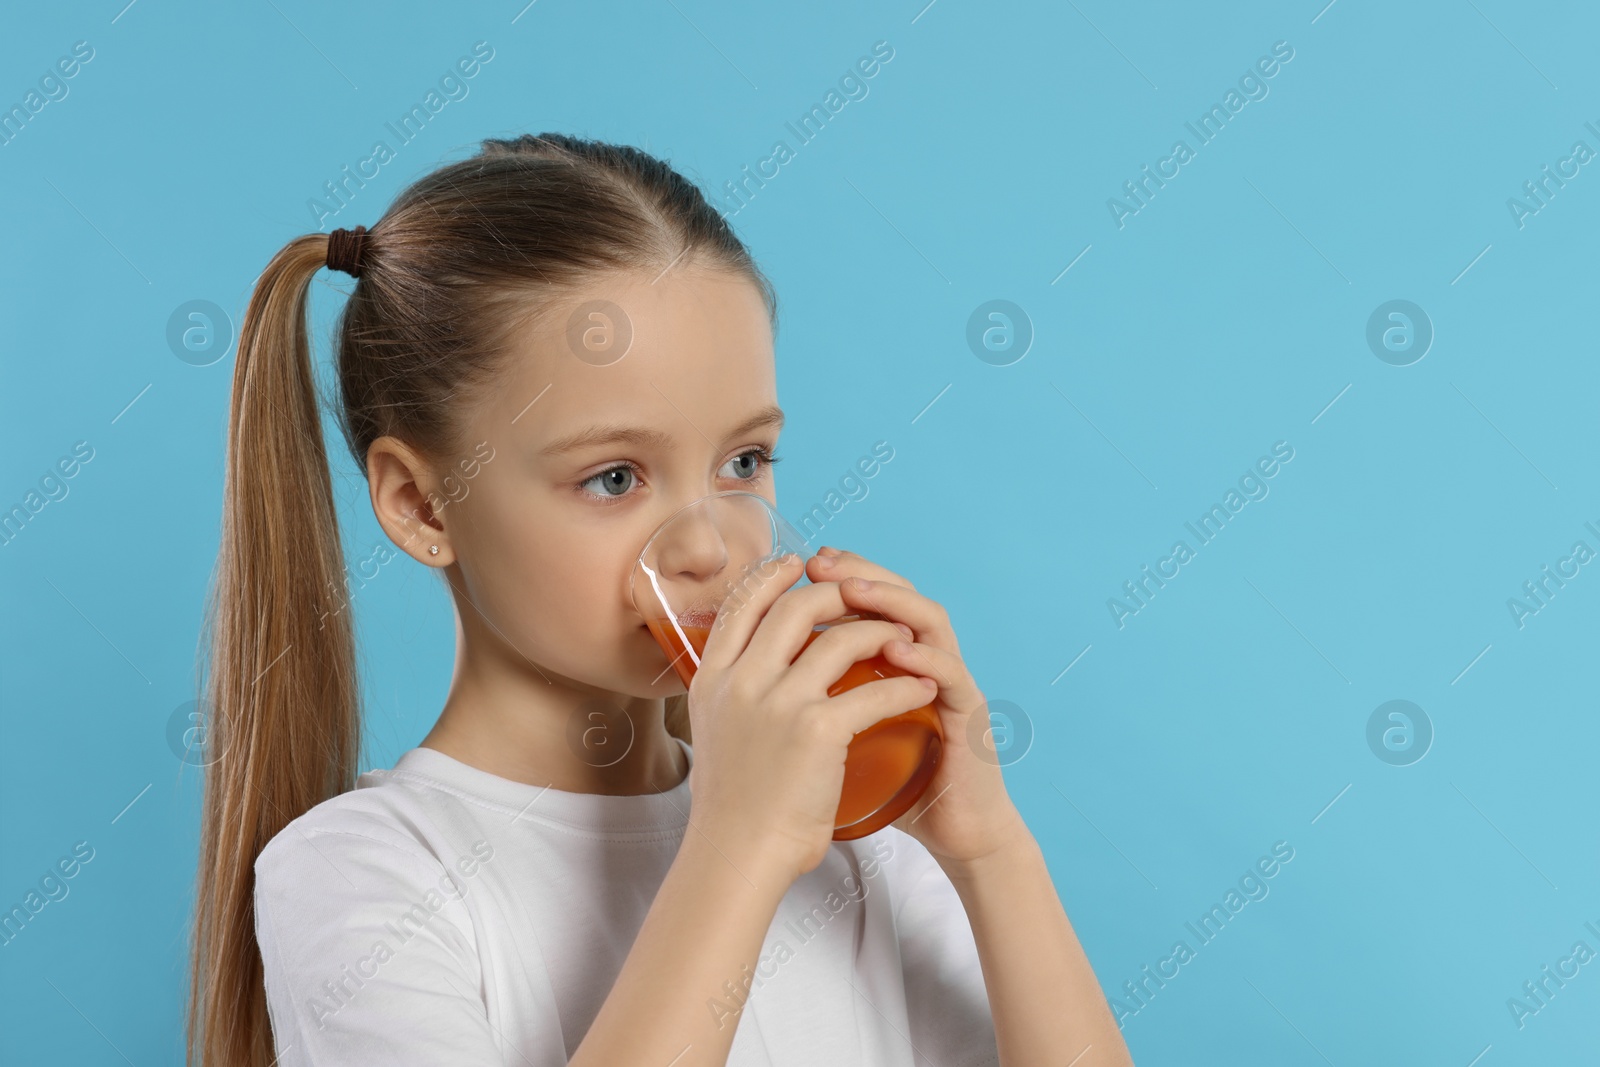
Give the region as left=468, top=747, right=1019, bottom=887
left=367, top=435, right=452, bottom=566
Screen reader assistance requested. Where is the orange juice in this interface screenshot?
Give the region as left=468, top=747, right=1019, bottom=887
left=646, top=618, right=942, bottom=840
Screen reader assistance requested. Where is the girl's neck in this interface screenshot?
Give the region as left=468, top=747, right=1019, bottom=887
left=420, top=687, right=687, bottom=797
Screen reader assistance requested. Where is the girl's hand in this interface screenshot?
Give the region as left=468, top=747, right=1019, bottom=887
left=685, top=555, right=943, bottom=890
left=807, top=546, right=1029, bottom=869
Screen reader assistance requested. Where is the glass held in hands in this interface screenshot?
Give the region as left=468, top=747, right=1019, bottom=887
left=629, top=490, right=942, bottom=840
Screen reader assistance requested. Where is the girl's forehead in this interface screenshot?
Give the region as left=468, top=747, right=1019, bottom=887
left=508, top=366, right=782, bottom=458
left=510, top=269, right=772, bottom=370
left=484, top=274, right=779, bottom=455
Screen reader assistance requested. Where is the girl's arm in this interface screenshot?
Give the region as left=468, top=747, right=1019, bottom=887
left=569, top=829, right=789, bottom=1067
left=805, top=551, right=1135, bottom=1063
left=569, top=560, right=945, bottom=1065
left=941, top=821, right=1134, bottom=1067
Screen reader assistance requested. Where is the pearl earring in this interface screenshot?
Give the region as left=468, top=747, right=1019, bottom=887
left=429, top=545, right=439, bottom=556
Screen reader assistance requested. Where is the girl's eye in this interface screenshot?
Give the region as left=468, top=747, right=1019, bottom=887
left=719, top=445, right=782, bottom=481
left=579, top=464, right=639, bottom=500
left=576, top=446, right=782, bottom=504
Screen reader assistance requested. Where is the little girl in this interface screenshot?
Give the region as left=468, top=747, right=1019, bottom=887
left=186, top=133, right=1132, bottom=1067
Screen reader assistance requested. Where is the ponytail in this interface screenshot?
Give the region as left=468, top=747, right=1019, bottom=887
left=186, top=233, right=361, bottom=1067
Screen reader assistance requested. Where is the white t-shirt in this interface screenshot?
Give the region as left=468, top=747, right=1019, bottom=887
left=253, top=736, right=1001, bottom=1066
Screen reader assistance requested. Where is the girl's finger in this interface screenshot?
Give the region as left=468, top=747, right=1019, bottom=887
left=837, top=575, right=959, bottom=655
left=824, top=674, right=943, bottom=739
left=698, top=553, right=805, bottom=671
left=737, top=579, right=856, bottom=672
left=782, top=618, right=909, bottom=696
left=807, top=548, right=917, bottom=592
left=881, top=639, right=983, bottom=711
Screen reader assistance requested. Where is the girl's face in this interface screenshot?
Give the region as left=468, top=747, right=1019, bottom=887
left=415, top=266, right=781, bottom=700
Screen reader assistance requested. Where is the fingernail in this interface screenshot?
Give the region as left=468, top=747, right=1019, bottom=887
left=888, top=639, right=912, bottom=654
left=818, top=545, right=840, bottom=557
left=894, top=622, right=913, bottom=638
left=849, top=577, right=873, bottom=591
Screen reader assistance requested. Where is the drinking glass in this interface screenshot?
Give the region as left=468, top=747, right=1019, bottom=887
left=629, top=490, right=942, bottom=840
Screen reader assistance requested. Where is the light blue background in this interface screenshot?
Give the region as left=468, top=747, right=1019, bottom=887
left=3, top=1, right=1597, bottom=1063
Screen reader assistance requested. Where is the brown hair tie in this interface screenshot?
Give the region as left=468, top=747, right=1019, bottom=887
left=326, top=226, right=369, bottom=278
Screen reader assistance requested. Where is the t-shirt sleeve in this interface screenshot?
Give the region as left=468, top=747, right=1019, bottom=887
left=890, top=834, right=1001, bottom=1067
left=253, top=826, right=505, bottom=1065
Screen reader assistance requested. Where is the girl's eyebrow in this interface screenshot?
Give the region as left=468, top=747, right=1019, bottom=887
left=539, top=424, right=673, bottom=458
left=538, top=405, right=785, bottom=458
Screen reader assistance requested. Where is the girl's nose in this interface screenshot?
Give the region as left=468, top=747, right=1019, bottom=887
left=656, top=504, right=729, bottom=584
